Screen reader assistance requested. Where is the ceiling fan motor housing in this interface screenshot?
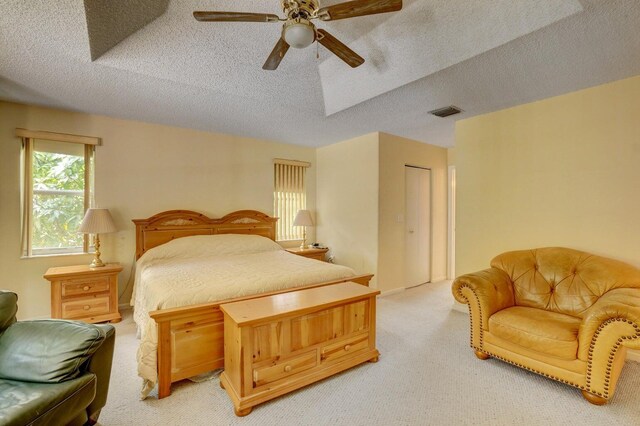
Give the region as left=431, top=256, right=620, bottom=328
left=282, top=0, right=319, bottom=19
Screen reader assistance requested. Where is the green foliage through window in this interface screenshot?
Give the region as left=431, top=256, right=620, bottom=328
left=32, top=151, right=85, bottom=251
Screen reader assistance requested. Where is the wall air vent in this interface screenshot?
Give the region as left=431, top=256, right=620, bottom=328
left=429, top=106, right=463, bottom=118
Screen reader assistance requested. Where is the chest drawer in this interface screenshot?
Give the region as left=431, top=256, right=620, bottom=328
left=61, top=295, right=111, bottom=319
left=253, top=350, right=317, bottom=388
left=62, top=277, right=110, bottom=298
left=321, top=333, right=370, bottom=363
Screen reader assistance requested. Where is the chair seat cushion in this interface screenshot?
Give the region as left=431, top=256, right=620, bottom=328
left=488, top=306, right=581, bottom=360
left=0, top=374, right=95, bottom=426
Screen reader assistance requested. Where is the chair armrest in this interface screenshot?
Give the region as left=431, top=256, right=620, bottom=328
left=0, top=320, right=106, bottom=383
left=84, top=324, right=116, bottom=424
left=578, top=288, right=640, bottom=360
left=452, top=268, right=514, bottom=348
left=577, top=288, right=640, bottom=398
left=452, top=268, right=515, bottom=320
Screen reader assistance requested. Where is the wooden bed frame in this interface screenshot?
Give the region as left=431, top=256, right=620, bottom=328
left=132, top=209, right=373, bottom=399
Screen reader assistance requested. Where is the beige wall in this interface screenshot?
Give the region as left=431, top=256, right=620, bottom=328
left=454, top=75, right=640, bottom=275
left=316, top=133, right=379, bottom=288
left=316, top=132, right=448, bottom=293
left=378, top=133, right=448, bottom=291
left=0, top=101, right=316, bottom=319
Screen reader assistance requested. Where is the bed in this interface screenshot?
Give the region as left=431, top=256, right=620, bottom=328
left=131, top=209, right=373, bottom=399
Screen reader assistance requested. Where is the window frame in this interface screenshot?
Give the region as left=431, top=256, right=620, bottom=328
left=17, top=128, right=100, bottom=258
left=273, top=158, right=310, bottom=242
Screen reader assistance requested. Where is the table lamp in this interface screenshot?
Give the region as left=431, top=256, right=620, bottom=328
left=78, top=208, right=117, bottom=267
left=293, top=209, right=314, bottom=250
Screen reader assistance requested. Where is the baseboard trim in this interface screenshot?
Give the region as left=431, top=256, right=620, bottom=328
left=431, top=276, right=447, bottom=283
left=379, top=288, right=406, bottom=297
left=627, top=349, right=640, bottom=363
left=450, top=304, right=640, bottom=362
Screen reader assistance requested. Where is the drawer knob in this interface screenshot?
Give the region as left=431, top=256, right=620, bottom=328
left=83, top=305, right=91, bottom=310
left=344, top=344, right=351, bottom=351
left=283, top=365, right=292, bottom=373
left=83, top=286, right=90, bottom=291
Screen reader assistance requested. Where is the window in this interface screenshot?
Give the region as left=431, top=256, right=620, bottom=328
left=18, top=129, right=98, bottom=257
left=273, top=159, right=310, bottom=241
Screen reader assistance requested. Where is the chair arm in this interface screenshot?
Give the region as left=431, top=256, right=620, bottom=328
left=84, top=324, right=116, bottom=424
left=452, top=268, right=514, bottom=348
left=576, top=288, right=640, bottom=398
left=0, top=320, right=107, bottom=383
left=578, top=288, right=640, bottom=360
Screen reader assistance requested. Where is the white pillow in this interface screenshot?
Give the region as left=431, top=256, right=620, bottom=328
left=139, top=234, right=283, bottom=263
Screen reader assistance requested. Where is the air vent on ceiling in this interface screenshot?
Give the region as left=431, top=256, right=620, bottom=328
left=429, top=106, right=463, bottom=118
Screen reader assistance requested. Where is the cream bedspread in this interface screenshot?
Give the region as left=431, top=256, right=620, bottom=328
left=132, top=235, right=356, bottom=398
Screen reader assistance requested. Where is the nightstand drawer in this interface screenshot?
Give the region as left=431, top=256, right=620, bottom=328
left=62, top=278, right=110, bottom=298
left=253, top=350, right=317, bottom=388
left=61, top=295, right=111, bottom=319
left=321, top=333, right=369, bottom=363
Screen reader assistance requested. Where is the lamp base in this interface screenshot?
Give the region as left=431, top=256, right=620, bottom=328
left=89, top=234, right=106, bottom=267
left=300, top=227, right=307, bottom=250
left=90, top=257, right=106, bottom=268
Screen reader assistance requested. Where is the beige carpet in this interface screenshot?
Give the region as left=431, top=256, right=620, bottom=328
left=99, top=281, right=640, bottom=425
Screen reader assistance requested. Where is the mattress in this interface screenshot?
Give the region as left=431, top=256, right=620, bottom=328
left=132, top=234, right=356, bottom=398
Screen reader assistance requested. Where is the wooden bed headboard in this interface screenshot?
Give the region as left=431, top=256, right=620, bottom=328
left=132, top=210, right=278, bottom=260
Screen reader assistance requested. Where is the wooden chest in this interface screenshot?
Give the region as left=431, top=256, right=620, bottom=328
left=219, top=282, right=380, bottom=416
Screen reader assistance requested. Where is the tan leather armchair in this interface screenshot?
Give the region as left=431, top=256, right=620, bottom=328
left=452, top=247, right=640, bottom=405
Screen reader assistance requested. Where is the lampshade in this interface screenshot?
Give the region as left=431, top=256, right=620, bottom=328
left=284, top=22, right=316, bottom=49
left=293, top=210, right=314, bottom=227
left=78, top=208, right=117, bottom=234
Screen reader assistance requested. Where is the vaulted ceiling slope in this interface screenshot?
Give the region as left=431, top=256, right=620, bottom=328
left=1, top=0, right=639, bottom=147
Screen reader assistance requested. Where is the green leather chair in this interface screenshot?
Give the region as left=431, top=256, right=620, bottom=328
left=0, top=291, right=115, bottom=426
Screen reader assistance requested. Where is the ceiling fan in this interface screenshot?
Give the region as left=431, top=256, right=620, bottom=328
left=193, top=0, right=403, bottom=70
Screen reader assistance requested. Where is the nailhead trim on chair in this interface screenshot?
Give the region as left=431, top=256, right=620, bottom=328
left=454, top=283, right=484, bottom=349
left=585, top=318, right=640, bottom=399
left=456, top=285, right=640, bottom=400
left=476, top=349, right=586, bottom=391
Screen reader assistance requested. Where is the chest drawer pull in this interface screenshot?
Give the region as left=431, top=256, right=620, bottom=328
left=83, top=286, right=90, bottom=291
left=253, top=351, right=317, bottom=388
left=321, top=333, right=369, bottom=363
left=84, top=305, right=91, bottom=310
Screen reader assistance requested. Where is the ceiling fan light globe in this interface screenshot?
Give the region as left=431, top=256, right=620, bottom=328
left=284, top=23, right=315, bottom=49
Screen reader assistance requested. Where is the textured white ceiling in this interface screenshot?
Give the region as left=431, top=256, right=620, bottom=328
left=1, top=0, right=640, bottom=148
left=320, top=0, right=582, bottom=115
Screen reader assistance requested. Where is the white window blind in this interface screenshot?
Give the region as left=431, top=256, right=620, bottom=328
left=274, top=159, right=310, bottom=241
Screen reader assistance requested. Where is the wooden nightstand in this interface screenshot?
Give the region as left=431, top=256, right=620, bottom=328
left=286, top=247, right=329, bottom=261
left=43, top=264, right=122, bottom=323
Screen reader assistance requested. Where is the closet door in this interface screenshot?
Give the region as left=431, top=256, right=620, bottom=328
left=405, top=166, right=431, bottom=287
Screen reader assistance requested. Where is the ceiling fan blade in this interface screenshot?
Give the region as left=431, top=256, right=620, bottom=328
left=317, top=0, right=402, bottom=21
left=263, top=38, right=290, bottom=70
left=317, top=29, right=364, bottom=68
left=193, top=11, right=280, bottom=23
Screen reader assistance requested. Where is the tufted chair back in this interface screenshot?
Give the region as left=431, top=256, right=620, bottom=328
left=490, top=247, right=640, bottom=318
